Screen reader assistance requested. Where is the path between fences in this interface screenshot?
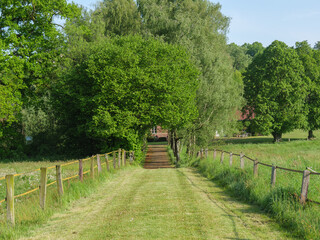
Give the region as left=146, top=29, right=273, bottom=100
left=21, top=145, right=293, bottom=239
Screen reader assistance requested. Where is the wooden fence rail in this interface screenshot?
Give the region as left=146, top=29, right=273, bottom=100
left=200, top=148, right=320, bottom=206
left=0, top=149, right=134, bottom=226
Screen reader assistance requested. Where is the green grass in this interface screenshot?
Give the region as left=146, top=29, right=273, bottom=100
left=0, top=155, right=137, bottom=240
left=19, top=167, right=292, bottom=239
left=0, top=157, right=100, bottom=201
left=183, top=130, right=320, bottom=239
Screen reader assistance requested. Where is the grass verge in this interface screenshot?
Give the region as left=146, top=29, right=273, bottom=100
left=179, top=151, right=320, bottom=239
left=0, top=163, right=139, bottom=240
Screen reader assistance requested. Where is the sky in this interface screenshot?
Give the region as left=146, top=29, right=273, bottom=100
left=68, top=0, right=320, bottom=48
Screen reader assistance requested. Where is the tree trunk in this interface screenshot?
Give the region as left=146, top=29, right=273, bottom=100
left=308, top=130, right=315, bottom=140
left=272, top=132, right=282, bottom=143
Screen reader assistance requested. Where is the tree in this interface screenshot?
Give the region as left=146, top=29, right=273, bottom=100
left=243, top=40, right=308, bottom=142
left=295, top=41, right=320, bottom=139
left=54, top=35, right=199, bottom=156
left=314, top=41, right=320, bottom=50
left=227, top=43, right=252, bottom=71
left=0, top=0, right=79, bottom=157
left=243, top=42, right=264, bottom=58
left=137, top=0, right=244, bottom=149
left=94, top=0, right=141, bottom=36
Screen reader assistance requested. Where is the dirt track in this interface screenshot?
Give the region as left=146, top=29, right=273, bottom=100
left=144, top=145, right=173, bottom=169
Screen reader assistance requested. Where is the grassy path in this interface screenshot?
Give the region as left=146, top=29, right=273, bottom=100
left=20, top=165, right=293, bottom=239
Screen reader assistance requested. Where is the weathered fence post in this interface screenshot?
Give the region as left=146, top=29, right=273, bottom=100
left=220, top=151, right=224, bottom=164
left=113, top=151, right=116, bottom=169
left=40, top=167, right=47, bottom=209
left=118, top=149, right=121, bottom=168
left=201, top=149, right=204, bottom=159
left=90, top=157, right=95, bottom=179
left=132, top=151, right=135, bottom=161
left=300, top=170, right=310, bottom=204
left=271, top=165, right=277, bottom=188
left=253, top=161, right=259, bottom=178
left=229, top=153, right=233, bottom=166
left=205, top=149, right=208, bottom=159
left=6, top=174, right=14, bottom=226
left=105, top=154, right=110, bottom=171
left=129, top=151, right=133, bottom=163
left=213, top=149, right=216, bottom=161
left=240, top=153, right=244, bottom=169
left=79, top=159, right=83, bottom=182
left=97, top=154, right=102, bottom=174
left=122, top=149, right=126, bottom=166
left=56, top=165, right=64, bottom=196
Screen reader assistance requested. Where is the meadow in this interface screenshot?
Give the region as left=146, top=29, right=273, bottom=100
left=0, top=153, right=136, bottom=239
left=178, top=130, right=320, bottom=239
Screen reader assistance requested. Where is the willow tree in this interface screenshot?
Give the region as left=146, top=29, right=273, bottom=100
left=137, top=0, right=243, bottom=149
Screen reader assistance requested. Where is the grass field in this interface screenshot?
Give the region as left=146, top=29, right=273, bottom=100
left=20, top=167, right=292, bottom=239
left=184, top=130, right=320, bottom=239
left=0, top=153, right=129, bottom=239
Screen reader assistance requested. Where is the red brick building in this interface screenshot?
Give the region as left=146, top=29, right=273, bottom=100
left=150, top=126, right=168, bottom=139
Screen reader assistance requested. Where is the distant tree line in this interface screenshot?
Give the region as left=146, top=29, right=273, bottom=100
left=229, top=40, right=320, bottom=142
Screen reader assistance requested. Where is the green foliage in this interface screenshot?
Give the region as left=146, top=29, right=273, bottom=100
left=243, top=40, right=308, bottom=142
left=0, top=0, right=80, bottom=158
left=295, top=41, right=320, bottom=138
left=55, top=35, right=199, bottom=155
left=227, top=43, right=252, bottom=71
left=242, top=41, right=264, bottom=58
left=138, top=0, right=244, bottom=145
left=95, top=0, right=141, bottom=36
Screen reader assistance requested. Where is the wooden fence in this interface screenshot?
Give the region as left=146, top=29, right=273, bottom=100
left=197, top=148, right=320, bottom=205
left=0, top=149, right=135, bottom=226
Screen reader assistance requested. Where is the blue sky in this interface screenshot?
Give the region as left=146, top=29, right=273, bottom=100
left=68, top=0, right=320, bottom=47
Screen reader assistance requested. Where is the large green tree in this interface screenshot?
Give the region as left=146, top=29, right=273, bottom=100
left=137, top=0, right=243, bottom=147
left=295, top=41, right=320, bottom=139
left=0, top=0, right=79, bottom=157
left=243, top=40, right=308, bottom=142
left=54, top=35, right=199, bottom=156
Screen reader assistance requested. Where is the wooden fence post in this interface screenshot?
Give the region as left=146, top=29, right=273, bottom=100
left=105, top=154, right=110, bottom=171
left=40, top=167, right=47, bottom=209
left=240, top=153, right=244, bottom=169
left=79, top=159, right=83, bottom=182
left=205, top=149, right=208, bottom=159
left=129, top=151, right=133, bottom=163
left=229, top=153, right=233, bottom=166
left=220, top=151, right=224, bottom=164
left=113, top=151, right=116, bottom=169
left=118, top=149, right=121, bottom=168
left=253, top=161, right=259, bottom=177
left=56, top=165, right=64, bottom=196
left=132, top=151, right=135, bottom=161
left=97, top=154, right=102, bottom=175
left=271, top=165, right=276, bottom=188
left=90, top=157, right=94, bottom=179
left=6, top=174, right=14, bottom=226
left=122, top=149, right=126, bottom=166
left=213, top=149, right=216, bottom=161
left=300, top=170, right=310, bottom=204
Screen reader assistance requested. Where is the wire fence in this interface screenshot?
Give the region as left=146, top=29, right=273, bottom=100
left=0, top=149, right=135, bottom=226
left=196, top=148, right=320, bottom=205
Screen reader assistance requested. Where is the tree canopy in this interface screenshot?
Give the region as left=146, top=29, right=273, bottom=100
left=244, top=40, right=308, bottom=142
left=54, top=35, right=199, bottom=155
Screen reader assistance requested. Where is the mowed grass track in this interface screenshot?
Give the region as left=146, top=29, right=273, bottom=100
left=20, top=167, right=294, bottom=239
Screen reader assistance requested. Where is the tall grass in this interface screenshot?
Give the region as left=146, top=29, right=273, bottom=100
left=181, top=150, right=320, bottom=239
